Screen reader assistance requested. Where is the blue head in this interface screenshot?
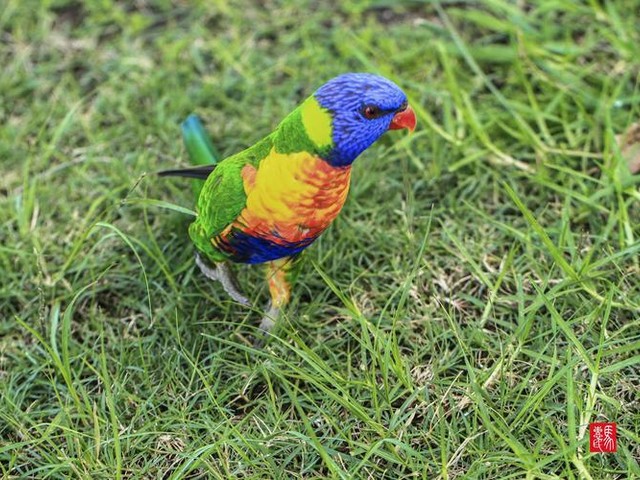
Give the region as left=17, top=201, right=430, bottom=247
left=314, top=73, right=415, bottom=167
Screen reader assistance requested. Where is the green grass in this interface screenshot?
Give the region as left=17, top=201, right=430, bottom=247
left=1, top=0, right=639, bottom=478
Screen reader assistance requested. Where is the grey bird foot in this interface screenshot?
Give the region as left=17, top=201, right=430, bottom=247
left=252, top=303, right=280, bottom=347
left=258, top=302, right=280, bottom=333
left=195, top=253, right=251, bottom=306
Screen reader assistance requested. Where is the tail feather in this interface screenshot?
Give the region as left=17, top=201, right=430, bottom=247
left=157, top=165, right=217, bottom=179
left=182, top=114, right=220, bottom=166
left=158, top=115, right=220, bottom=195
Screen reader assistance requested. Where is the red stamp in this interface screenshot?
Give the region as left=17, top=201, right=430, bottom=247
left=589, top=422, right=617, bottom=453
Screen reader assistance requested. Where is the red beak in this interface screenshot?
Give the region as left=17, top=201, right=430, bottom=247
left=389, top=105, right=416, bottom=132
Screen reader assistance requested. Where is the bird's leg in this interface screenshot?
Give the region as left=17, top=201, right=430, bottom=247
left=195, top=252, right=251, bottom=306
left=259, top=256, right=298, bottom=332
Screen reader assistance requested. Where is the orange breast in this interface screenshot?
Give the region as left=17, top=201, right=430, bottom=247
left=234, top=149, right=352, bottom=245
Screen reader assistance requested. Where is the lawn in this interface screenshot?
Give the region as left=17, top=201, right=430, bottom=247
left=1, top=0, right=639, bottom=478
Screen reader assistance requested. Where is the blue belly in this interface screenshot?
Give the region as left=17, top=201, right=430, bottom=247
left=218, top=230, right=315, bottom=264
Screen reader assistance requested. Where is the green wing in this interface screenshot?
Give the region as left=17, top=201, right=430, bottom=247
left=189, top=135, right=273, bottom=262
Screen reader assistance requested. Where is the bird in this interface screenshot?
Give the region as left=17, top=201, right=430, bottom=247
left=159, top=73, right=416, bottom=333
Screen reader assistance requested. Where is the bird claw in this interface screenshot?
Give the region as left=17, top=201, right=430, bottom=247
left=195, top=253, right=251, bottom=306
left=258, top=302, right=279, bottom=333
left=252, top=302, right=280, bottom=347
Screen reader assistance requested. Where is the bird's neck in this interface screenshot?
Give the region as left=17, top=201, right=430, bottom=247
left=272, top=98, right=361, bottom=167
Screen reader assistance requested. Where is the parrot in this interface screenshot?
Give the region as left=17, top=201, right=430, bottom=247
left=159, top=73, right=416, bottom=332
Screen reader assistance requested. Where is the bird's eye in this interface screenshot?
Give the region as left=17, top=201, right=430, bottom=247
left=363, top=105, right=381, bottom=119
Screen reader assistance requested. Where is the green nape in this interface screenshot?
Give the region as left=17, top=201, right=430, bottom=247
left=272, top=97, right=334, bottom=158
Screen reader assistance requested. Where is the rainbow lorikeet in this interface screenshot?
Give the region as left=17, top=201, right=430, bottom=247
left=160, top=73, right=416, bottom=332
